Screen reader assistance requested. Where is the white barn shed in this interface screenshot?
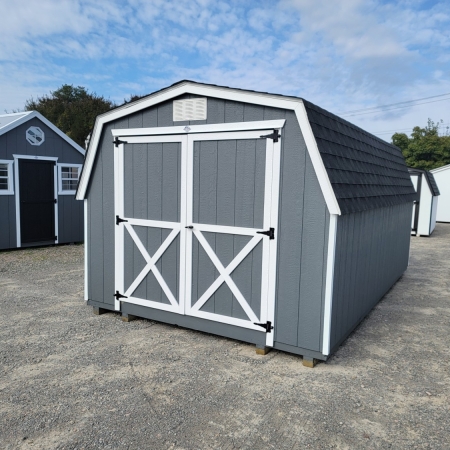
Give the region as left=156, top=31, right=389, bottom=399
left=430, top=164, right=450, bottom=223
left=409, top=168, right=440, bottom=236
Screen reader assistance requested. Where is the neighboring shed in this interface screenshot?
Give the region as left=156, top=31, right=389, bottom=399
left=409, top=168, right=440, bottom=236
left=0, top=111, right=85, bottom=249
left=430, top=163, right=450, bottom=223
left=76, top=81, right=416, bottom=365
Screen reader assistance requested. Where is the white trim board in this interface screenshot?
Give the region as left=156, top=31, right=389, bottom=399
left=322, top=214, right=338, bottom=356
left=0, top=111, right=85, bottom=156
left=76, top=81, right=341, bottom=216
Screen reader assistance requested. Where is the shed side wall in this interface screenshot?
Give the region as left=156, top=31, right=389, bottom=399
left=330, top=202, right=412, bottom=352
left=0, top=117, right=84, bottom=249
left=432, top=169, right=450, bottom=222
left=86, top=96, right=329, bottom=354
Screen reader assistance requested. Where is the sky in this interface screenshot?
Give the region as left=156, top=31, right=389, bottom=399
left=1, top=0, right=449, bottom=141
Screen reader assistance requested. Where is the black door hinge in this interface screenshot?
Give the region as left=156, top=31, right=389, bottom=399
left=257, top=227, right=275, bottom=239
left=260, top=129, right=280, bottom=143
left=116, top=215, right=128, bottom=225
left=254, top=321, right=273, bottom=333
left=54, top=198, right=57, bottom=204
left=114, top=291, right=128, bottom=300
left=114, top=137, right=128, bottom=147
left=54, top=236, right=57, bottom=241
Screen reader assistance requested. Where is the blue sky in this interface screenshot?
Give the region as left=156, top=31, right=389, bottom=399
left=1, top=0, right=449, bottom=140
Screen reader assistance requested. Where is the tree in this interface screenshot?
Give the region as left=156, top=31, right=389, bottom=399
left=25, top=85, right=116, bottom=148
left=392, top=119, right=450, bottom=170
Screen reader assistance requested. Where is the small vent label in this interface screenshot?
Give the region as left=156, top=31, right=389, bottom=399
left=173, top=98, right=207, bottom=121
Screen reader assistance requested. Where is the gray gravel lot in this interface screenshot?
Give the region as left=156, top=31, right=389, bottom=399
left=0, top=225, right=449, bottom=450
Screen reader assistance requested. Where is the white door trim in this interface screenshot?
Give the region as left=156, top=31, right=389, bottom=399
left=113, top=124, right=282, bottom=340
left=111, top=120, right=286, bottom=138
left=185, top=129, right=279, bottom=335
left=114, top=134, right=187, bottom=313
left=13, top=154, right=58, bottom=248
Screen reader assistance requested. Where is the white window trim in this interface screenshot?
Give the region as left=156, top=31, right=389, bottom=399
left=13, top=155, right=59, bottom=248
left=0, top=159, right=14, bottom=195
left=57, top=163, right=82, bottom=195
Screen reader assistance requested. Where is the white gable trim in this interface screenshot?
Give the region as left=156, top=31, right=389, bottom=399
left=76, top=82, right=341, bottom=215
left=0, top=111, right=85, bottom=156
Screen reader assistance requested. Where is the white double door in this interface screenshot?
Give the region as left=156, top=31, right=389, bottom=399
left=114, top=122, right=282, bottom=345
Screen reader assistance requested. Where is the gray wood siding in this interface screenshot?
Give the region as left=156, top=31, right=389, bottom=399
left=330, top=202, right=412, bottom=352
left=87, top=96, right=330, bottom=354
left=0, top=196, right=16, bottom=249
left=0, top=117, right=84, bottom=249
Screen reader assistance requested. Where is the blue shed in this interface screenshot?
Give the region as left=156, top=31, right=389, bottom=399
left=76, top=81, right=416, bottom=365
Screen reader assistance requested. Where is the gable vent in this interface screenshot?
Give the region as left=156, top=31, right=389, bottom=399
left=173, top=98, right=207, bottom=121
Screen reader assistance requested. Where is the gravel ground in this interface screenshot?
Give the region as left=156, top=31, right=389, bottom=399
left=0, top=225, right=449, bottom=450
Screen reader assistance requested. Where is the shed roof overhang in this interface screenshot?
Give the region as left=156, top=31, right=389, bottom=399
left=0, top=111, right=85, bottom=156
left=75, top=81, right=341, bottom=215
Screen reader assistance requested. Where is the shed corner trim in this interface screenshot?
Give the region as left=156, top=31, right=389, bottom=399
left=322, top=213, right=338, bottom=356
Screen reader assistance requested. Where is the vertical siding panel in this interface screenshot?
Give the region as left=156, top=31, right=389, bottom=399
left=157, top=101, right=174, bottom=127
left=207, top=99, right=225, bottom=124
left=297, top=154, right=327, bottom=351
left=0, top=198, right=11, bottom=249
left=224, top=101, right=244, bottom=123
left=330, top=204, right=412, bottom=351
left=274, top=110, right=304, bottom=347
left=196, top=141, right=218, bottom=312
left=102, top=121, right=119, bottom=307
left=215, top=140, right=236, bottom=317
left=88, top=147, right=104, bottom=303
left=243, top=104, right=264, bottom=122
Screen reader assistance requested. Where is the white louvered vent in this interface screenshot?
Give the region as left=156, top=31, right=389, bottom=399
left=173, top=98, right=207, bottom=121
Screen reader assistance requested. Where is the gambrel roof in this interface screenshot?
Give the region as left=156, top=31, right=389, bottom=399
left=408, top=168, right=440, bottom=196
left=77, top=80, right=416, bottom=215
left=0, top=111, right=85, bottom=155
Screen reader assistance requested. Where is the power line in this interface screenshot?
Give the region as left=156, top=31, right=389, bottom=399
left=342, top=97, right=450, bottom=117
left=340, top=92, right=450, bottom=117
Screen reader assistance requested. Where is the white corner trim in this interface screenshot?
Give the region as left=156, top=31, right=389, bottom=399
left=295, top=104, right=341, bottom=215
left=0, top=111, right=85, bottom=156
left=76, top=81, right=341, bottom=219
left=84, top=199, right=89, bottom=301
left=54, top=165, right=59, bottom=244
left=0, top=160, right=14, bottom=195
left=322, top=213, right=338, bottom=356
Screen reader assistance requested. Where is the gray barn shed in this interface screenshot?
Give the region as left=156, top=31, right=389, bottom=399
left=0, top=111, right=85, bottom=249
left=76, top=81, right=416, bottom=364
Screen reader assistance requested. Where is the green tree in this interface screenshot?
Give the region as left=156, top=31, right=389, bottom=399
left=25, top=85, right=115, bottom=148
left=392, top=119, right=450, bottom=170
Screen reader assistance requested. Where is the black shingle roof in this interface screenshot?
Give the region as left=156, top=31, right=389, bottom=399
left=303, top=100, right=417, bottom=214
left=408, top=168, right=440, bottom=196
left=89, top=80, right=417, bottom=214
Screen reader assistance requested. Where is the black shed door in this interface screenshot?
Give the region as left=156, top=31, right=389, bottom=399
left=19, top=160, right=56, bottom=244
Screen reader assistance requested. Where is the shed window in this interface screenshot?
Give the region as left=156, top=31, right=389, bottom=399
left=58, top=164, right=82, bottom=195
left=0, top=160, right=14, bottom=195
